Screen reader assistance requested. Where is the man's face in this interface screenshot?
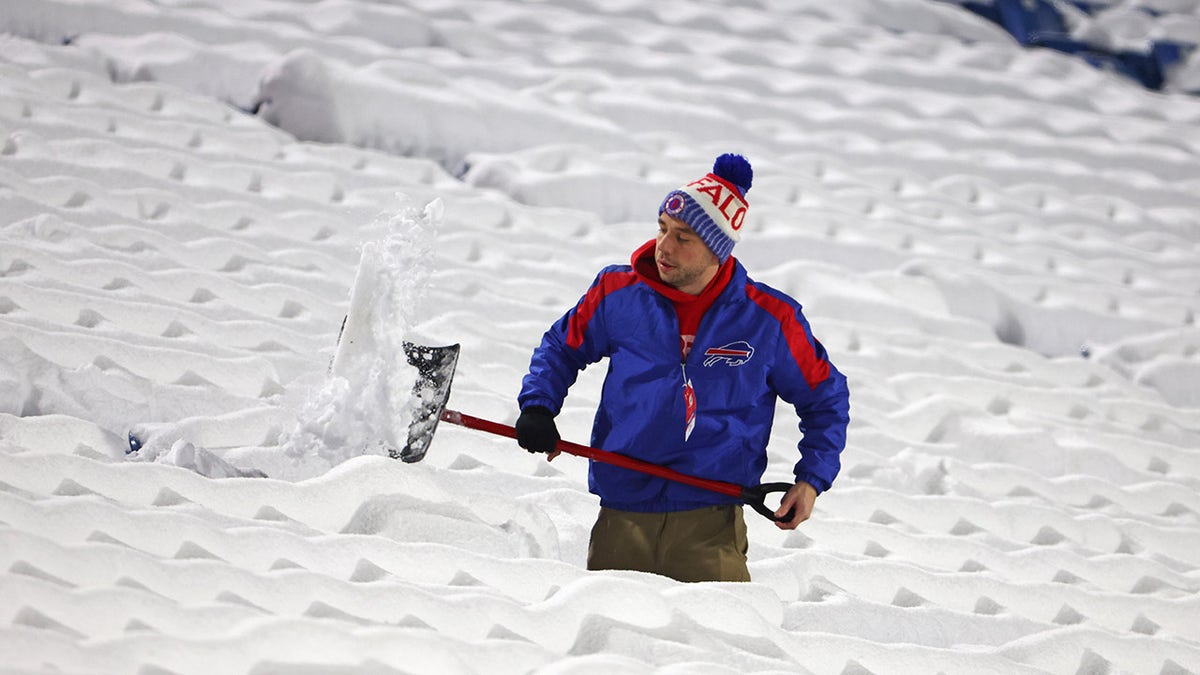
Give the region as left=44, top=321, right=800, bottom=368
left=655, top=213, right=719, bottom=295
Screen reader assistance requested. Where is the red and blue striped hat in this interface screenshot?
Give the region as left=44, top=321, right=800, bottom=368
left=659, top=153, right=753, bottom=263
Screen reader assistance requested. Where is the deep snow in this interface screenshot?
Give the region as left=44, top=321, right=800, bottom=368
left=2, top=1, right=1200, bottom=674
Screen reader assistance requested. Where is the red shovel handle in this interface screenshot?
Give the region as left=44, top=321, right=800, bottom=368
left=440, top=409, right=795, bottom=522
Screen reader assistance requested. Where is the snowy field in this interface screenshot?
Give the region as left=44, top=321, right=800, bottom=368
left=2, top=1, right=1200, bottom=673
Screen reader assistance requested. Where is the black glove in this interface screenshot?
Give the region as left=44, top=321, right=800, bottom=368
left=515, top=406, right=559, bottom=454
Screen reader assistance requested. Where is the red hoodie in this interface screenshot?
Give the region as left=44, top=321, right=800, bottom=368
left=630, top=239, right=734, bottom=360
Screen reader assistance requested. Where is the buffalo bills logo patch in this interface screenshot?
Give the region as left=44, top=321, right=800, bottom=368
left=663, top=192, right=687, bottom=217
left=703, top=341, right=755, bottom=367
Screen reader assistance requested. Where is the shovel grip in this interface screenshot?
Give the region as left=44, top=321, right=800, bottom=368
left=441, top=409, right=796, bottom=522
left=740, top=482, right=797, bottom=523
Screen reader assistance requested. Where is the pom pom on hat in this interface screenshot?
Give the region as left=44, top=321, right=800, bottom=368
left=713, top=153, right=753, bottom=196
left=659, top=153, right=753, bottom=263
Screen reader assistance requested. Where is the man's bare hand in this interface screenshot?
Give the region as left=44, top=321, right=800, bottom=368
left=774, top=481, right=818, bottom=530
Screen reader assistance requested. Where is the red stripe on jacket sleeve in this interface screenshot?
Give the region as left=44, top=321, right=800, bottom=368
left=567, top=270, right=639, bottom=349
left=746, top=284, right=830, bottom=389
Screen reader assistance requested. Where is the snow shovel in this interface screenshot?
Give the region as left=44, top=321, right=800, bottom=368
left=400, top=342, right=797, bottom=523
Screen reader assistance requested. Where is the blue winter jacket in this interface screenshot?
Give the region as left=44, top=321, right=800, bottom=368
left=519, top=246, right=850, bottom=513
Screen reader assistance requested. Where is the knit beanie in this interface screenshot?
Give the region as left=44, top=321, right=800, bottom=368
left=659, top=153, right=753, bottom=263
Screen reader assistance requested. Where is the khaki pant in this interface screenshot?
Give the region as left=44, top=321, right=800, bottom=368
left=587, top=505, right=751, bottom=582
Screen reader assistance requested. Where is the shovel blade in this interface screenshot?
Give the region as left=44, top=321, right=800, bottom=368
left=397, top=342, right=461, bottom=462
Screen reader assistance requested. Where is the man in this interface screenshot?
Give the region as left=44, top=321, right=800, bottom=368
left=516, top=153, right=850, bottom=582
